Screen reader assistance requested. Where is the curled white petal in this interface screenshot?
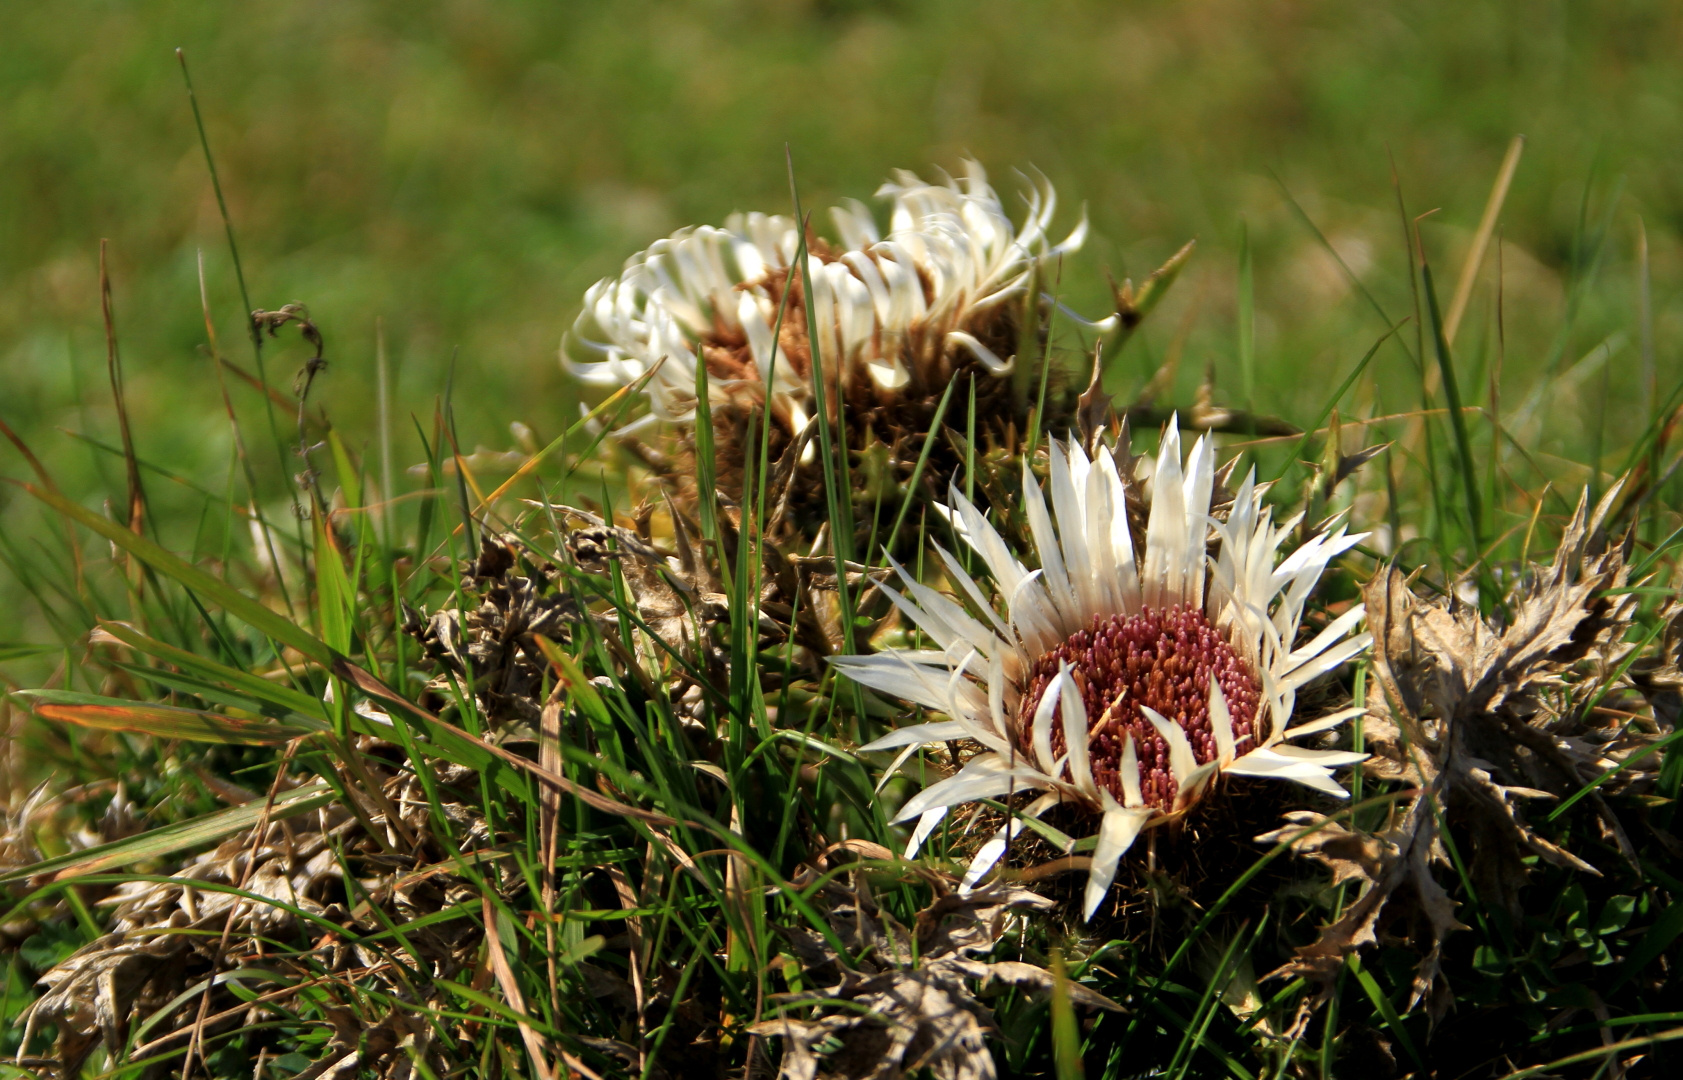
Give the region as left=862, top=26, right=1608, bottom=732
left=1140, top=706, right=1200, bottom=786
left=1083, top=796, right=1152, bottom=921
left=1209, top=678, right=1237, bottom=767
left=1059, top=664, right=1098, bottom=799
left=961, top=793, right=1062, bottom=894
left=905, top=807, right=948, bottom=858
left=893, top=754, right=1058, bottom=823
left=859, top=720, right=971, bottom=753
left=1225, top=745, right=1366, bottom=797
left=1281, top=705, right=1368, bottom=740
left=946, top=330, right=1013, bottom=375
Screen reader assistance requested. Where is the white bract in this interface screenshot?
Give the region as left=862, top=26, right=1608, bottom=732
left=563, top=162, right=1092, bottom=436
left=833, top=418, right=1371, bottom=920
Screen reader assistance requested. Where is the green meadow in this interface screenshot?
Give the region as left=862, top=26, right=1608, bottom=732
left=3, top=1, right=1676, bottom=529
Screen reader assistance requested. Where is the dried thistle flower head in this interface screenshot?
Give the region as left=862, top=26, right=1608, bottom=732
left=564, top=163, right=1105, bottom=544
left=836, top=417, right=1371, bottom=921
left=566, top=161, right=1091, bottom=437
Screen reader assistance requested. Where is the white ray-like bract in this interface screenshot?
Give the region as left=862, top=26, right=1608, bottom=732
left=563, top=162, right=1093, bottom=435
left=834, top=418, right=1371, bottom=920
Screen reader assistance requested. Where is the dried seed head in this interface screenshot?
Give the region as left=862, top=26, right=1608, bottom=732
left=565, top=163, right=1107, bottom=547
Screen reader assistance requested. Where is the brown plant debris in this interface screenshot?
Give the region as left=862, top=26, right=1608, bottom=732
left=749, top=876, right=1120, bottom=1080
left=18, top=754, right=498, bottom=1080
left=407, top=531, right=581, bottom=726
left=408, top=503, right=854, bottom=738
left=1262, top=484, right=1671, bottom=1016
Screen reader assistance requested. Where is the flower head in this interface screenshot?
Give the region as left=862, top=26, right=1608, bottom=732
left=833, top=419, right=1371, bottom=920
left=563, top=161, right=1091, bottom=440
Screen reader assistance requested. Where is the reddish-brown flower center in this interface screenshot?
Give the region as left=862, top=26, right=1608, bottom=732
left=1018, top=604, right=1260, bottom=812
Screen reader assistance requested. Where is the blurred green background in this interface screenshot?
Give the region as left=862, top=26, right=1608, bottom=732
left=0, top=0, right=1677, bottom=589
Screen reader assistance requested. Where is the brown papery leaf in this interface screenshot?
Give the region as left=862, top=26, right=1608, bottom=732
left=1266, top=483, right=1670, bottom=1019
left=749, top=875, right=1118, bottom=1080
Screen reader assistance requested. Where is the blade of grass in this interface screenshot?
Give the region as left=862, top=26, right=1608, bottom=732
left=15, top=480, right=335, bottom=665
left=1444, top=135, right=1525, bottom=346
left=197, top=250, right=297, bottom=620
left=786, top=149, right=858, bottom=660
left=1024, top=260, right=1061, bottom=455
left=692, top=352, right=731, bottom=597
left=177, top=47, right=297, bottom=515
left=1348, top=952, right=1424, bottom=1072
left=1271, top=169, right=1418, bottom=370
left=879, top=377, right=958, bottom=567
left=1050, top=949, right=1083, bottom=1080
left=376, top=317, right=396, bottom=544
left=1238, top=218, right=1255, bottom=410
left=94, top=619, right=321, bottom=715
left=99, top=240, right=147, bottom=538
left=19, top=691, right=325, bottom=744
left=1422, top=257, right=1485, bottom=553
left=1273, top=321, right=1404, bottom=483
left=1492, top=1026, right=1683, bottom=1080
left=1167, top=916, right=1257, bottom=1080
left=0, top=781, right=334, bottom=885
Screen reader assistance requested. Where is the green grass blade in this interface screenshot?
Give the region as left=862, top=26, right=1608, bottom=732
left=1050, top=949, right=1084, bottom=1080
left=1348, top=952, right=1424, bottom=1071
left=314, top=516, right=356, bottom=657
left=0, top=782, right=335, bottom=885
left=0, top=643, right=56, bottom=662
left=787, top=151, right=858, bottom=659
left=94, top=619, right=323, bottom=715
left=1421, top=261, right=1483, bottom=547
left=1271, top=170, right=1418, bottom=369
left=16, top=480, right=335, bottom=664
left=1238, top=218, right=1255, bottom=409
left=1273, top=321, right=1404, bottom=483
left=879, top=376, right=958, bottom=566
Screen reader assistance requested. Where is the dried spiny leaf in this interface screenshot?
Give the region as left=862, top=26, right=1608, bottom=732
left=750, top=878, right=1118, bottom=1080
left=1266, top=484, right=1668, bottom=1018
left=407, top=532, right=580, bottom=724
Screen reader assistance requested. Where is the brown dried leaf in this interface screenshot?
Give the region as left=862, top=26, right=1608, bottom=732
left=1270, top=485, right=1665, bottom=1016
left=751, top=880, right=1115, bottom=1080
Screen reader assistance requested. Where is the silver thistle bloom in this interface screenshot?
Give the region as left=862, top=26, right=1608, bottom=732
left=833, top=418, right=1372, bottom=920
left=563, top=161, right=1093, bottom=438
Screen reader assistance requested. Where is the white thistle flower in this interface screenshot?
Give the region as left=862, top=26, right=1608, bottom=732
left=833, top=418, right=1372, bottom=921
left=563, top=161, right=1093, bottom=437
